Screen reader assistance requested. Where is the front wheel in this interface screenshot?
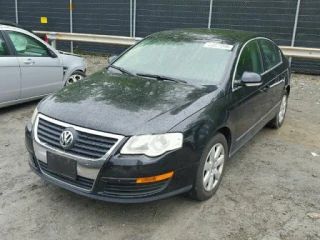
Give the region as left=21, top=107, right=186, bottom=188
left=267, top=93, right=288, bottom=129
left=66, top=71, right=86, bottom=86
left=189, top=133, right=228, bottom=201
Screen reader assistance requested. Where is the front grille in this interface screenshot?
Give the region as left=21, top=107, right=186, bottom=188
left=39, top=161, right=94, bottom=190
left=103, top=180, right=169, bottom=198
left=36, top=117, right=119, bottom=159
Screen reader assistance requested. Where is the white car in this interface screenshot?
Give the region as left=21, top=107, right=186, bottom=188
left=0, top=24, right=86, bottom=108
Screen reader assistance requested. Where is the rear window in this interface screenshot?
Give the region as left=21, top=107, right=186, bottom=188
left=259, top=39, right=281, bottom=71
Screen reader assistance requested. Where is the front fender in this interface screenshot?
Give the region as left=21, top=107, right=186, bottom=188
left=169, top=93, right=234, bottom=159
left=58, top=53, right=86, bottom=83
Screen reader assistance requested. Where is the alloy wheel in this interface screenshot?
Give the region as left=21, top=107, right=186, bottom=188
left=203, top=143, right=225, bottom=191
left=67, top=74, right=84, bottom=85
left=278, top=95, right=287, bottom=124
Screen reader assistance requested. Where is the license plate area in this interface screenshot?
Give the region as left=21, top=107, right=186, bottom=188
left=47, top=152, right=77, bottom=180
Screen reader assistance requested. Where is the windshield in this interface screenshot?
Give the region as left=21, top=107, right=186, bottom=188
left=112, top=37, right=233, bottom=85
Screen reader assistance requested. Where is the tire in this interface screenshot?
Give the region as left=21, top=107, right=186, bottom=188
left=267, top=92, right=288, bottom=129
left=189, top=133, right=228, bottom=201
left=65, top=71, right=86, bottom=86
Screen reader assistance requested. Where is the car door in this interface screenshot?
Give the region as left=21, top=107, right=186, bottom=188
left=5, top=30, right=63, bottom=98
left=231, top=40, right=266, bottom=148
left=0, top=31, right=21, bottom=104
left=258, top=39, right=285, bottom=110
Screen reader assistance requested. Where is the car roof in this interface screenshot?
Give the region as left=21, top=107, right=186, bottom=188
left=0, top=20, right=33, bottom=33
left=148, top=28, right=262, bottom=46
left=0, top=24, right=31, bottom=34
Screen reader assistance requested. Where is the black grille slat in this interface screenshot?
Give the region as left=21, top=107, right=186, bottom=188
left=105, top=182, right=165, bottom=190
left=37, top=117, right=119, bottom=159
left=39, top=161, right=94, bottom=190
left=78, top=134, right=117, bottom=145
left=38, top=124, right=62, bottom=136
left=103, top=180, right=168, bottom=198
left=40, top=120, right=64, bottom=132
left=74, top=142, right=110, bottom=154
left=66, top=147, right=103, bottom=158
left=38, top=133, right=62, bottom=148
left=38, top=130, right=60, bottom=142
left=76, top=138, right=113, bottom=149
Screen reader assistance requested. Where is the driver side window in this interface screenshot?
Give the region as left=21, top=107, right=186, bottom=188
left=7, top=31, right=49, bottom=57
left=236, top=40, right=263, bottom=80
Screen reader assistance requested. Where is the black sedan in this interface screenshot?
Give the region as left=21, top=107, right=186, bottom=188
left=25, top=29, right=290, bottom=203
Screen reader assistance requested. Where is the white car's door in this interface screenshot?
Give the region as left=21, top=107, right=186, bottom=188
left=6, top=30, right=63, bottom=98
left=0, top=32, right=21, bottom=103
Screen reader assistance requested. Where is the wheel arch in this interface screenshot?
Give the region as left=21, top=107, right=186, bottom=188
left=285, top=85, right=290, bottom=95
left=217, top=126, right=232, bottom=151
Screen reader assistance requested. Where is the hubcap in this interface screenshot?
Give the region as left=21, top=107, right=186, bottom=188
left=203, top=143, right=225, bottom=192
left=278, top=95, right=287, bottom=123
left=67, top=74, right=84, bottom=85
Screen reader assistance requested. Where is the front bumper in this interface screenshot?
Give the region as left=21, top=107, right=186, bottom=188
left=25, top=121, right=199, bottom=203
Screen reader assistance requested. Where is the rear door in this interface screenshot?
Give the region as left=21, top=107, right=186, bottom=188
left=258, top=39, right=285, bottom=109
left=5, top=30, right=63, bottom=98
left=0, top=31, right=21, bottom=103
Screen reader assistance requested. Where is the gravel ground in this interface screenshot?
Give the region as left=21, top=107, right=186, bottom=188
left=0, top=55, right=319, bottom=240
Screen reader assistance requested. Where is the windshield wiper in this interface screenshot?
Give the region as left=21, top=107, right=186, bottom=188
left=136, top=73, right=187, bottom=84
left=108, top=65, right=134, bottom=76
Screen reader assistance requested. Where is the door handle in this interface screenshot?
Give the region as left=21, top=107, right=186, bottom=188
left=260, top=85, right=270, bottom=93
left=24, top=59, right=35, bottom=65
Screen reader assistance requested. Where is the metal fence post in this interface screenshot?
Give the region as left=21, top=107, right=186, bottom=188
left=15, top=0, right=19, bottom=23
left=130, top=0, right=133, bottom=37
left=133, top=0, right=136, bottom=38
left=51, top=39, right=57, bottom=49
left=290, top=0, right=301, bottom=63
left=70, top=0, right=74, bottom=53
left=208, top=0, right=213, bottom=29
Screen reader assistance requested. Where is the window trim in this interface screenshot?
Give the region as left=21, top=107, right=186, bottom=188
left=0, top=30, right=15, bottom=56
left=234, top=39, right=264, bottom=81
left=0, top=31, right=10, bottom=56
left=232, top=37, right=283, bottom=91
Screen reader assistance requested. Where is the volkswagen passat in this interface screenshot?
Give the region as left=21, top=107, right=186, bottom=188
left=25, top=29, right=290, bottom=203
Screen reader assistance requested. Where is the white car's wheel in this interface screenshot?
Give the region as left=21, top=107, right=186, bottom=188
left=66, top=71, right=86, bottom=85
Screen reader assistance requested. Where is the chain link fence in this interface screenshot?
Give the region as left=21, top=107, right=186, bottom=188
left=0, top=0, right=319, bottom=73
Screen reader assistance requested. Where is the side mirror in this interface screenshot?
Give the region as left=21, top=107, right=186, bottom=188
left=236, top=71, right=262, bottom=87
left=107, top=55, right=118, bottom=66
left=47, top=48, right=58, bottom=58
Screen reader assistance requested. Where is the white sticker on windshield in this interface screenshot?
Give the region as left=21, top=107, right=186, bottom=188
left=204, top=42, right=234, bottom=50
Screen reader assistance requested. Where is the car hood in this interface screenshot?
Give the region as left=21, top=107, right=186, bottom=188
left=58, top=50, right=81, bottom=57
left=38, top=70, right=218, bottom=136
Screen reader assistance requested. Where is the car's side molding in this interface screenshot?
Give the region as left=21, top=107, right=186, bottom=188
left=0, top=94, right=47, bottom=109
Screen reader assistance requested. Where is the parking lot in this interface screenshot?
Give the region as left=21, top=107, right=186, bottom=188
left=0, top=55, right=319, bottom=240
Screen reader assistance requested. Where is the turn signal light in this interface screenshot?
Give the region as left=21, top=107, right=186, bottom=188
left=136, top=171, right=174, bottom=184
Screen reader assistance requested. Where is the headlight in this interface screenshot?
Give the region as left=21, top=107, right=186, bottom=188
left=120, top=133, right=183, bottom=157
left=31, top=108, right=38, bottom=125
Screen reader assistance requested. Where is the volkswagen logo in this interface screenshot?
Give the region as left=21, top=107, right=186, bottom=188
left=60, top=130, right=74, bottom=148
